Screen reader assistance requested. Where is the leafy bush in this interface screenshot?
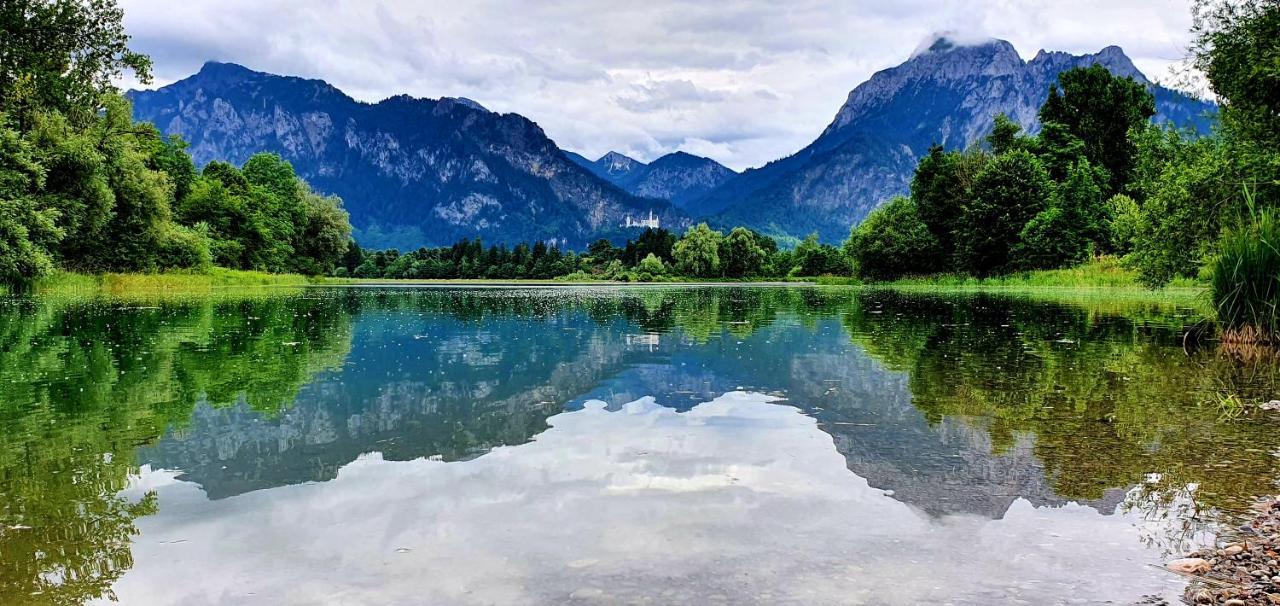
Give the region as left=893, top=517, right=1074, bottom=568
left=1106, top=194, right=1142, bottom=254
left=637, top=253, right=666, bottom=276
left=845, top=196, right=940, bottom=281
left=955, top=150, right=1053, bottom=276
left=1015, top=206, right=1088, bottom=270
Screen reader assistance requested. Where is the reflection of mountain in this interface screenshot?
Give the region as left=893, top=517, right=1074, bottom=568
left=133, top=286, right=1280, bottom=524
left=141, top=310, right=641, bottom=498
left=572, top=314, right=1127, bottom=518
left=112, top=394, right=1178, bottom=606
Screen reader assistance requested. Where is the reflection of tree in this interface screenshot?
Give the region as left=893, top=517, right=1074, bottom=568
left=0, top=292, right=353, bottom=605
left=841, top=290, right=1280, bottom=517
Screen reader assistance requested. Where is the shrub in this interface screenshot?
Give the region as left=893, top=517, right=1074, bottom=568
left=845, top=196, right=941, bottom=281
left=1210, top=196, right=1280, bottom=342
left=637, top=252, right=666, bottom=276
left=1106, top=194, right=1142, bottom=254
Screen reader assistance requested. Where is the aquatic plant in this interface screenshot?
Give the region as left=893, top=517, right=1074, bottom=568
left=1209, top=187, right=1280, bottom=343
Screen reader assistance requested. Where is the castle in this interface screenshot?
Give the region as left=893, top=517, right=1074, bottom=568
left=624, top=211, right=660, bottom=229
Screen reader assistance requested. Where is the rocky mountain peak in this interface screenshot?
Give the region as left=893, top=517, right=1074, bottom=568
left=1028, top=45, right=1148, bottom=84
left=598, top=151, right=644, bottom=175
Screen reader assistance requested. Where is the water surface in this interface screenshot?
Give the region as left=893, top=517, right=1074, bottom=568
left=3, top=286, right=1279, bottom=605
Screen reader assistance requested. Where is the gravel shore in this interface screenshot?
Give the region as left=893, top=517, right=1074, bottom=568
left=1170, top=497, right=1280, bottom=605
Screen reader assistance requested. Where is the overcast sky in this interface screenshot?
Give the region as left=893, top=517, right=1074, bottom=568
left=119, top=0, right=1198, bottom=171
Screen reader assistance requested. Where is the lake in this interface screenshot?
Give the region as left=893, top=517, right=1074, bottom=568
left=3, top=285, right=1279, bottom=605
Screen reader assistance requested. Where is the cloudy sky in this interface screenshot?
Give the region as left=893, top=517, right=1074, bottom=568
left=119, top=0, right=1198, bottom=171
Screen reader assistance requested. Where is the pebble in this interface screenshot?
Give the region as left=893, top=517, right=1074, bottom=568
left=1179, top=497, right=1280, bottom=605
left=1169, top=558, right=1212, bottom=574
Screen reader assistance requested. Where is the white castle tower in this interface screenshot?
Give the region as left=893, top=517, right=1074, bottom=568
left=624, top=210, right=660, bottom=229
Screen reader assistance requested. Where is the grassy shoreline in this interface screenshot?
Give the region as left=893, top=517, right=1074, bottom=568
left=2, top=257, right=1207, bottom=311
left=3, top=268, right=311, bottom=299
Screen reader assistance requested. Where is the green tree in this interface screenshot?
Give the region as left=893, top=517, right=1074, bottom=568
left=1191, top=0, right=1280, bottom=151
left=637, top=252, right=666, bottom=276
left=673, top=223, right=723, bottom=278
left=1015, top=207, right=1085, bottom=270
left=1105, top=193, right=1143, bottom=254
left=1128, top=136, right=1234, bottom=286
left=791, top=233, right=850, bottom=276
left=1038, top=64, right=1156, bottom=194
left=0, top=119, right=59, bottom=280
left=911, top=145, right=987, bottom=259
left=987, top=113, right=1025, bottom=154
left=295, top=189, right=351, bottom=275
left=0, top=0, right=153, bottom=128
left=721, top=227, right=766, bottom=278
left=845, top=196, right=941, bottom=281
left=956, top=150, right=1053, bottom=275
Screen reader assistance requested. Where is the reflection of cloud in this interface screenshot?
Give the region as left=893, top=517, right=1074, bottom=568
left=118, top=0, right=1197, bottom=170
left=108, top=392, right=1184, bottom=605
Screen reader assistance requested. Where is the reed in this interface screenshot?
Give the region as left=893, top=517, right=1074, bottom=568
left=1209, top=191, right=1280, bottom=343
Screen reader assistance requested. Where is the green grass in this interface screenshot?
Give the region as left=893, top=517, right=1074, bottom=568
left=813, top=257, right=1208, bottom=311
left=17, top=268, right=311, bottom=301
left=1209, top=203, right=1280, bottom=341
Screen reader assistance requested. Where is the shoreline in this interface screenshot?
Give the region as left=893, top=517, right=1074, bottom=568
left=3, top=267, right=1205, bottom=310
left=1170, top=497, right=1280, bottom=605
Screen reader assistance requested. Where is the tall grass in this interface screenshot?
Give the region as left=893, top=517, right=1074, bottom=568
left=1210, top=191, right=1280, bottom=342
left=11, top=268, right=311, bottom=302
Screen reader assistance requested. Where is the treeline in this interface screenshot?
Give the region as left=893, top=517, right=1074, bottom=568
left=846, top=0, right=1280, bottom=315
left=341, top=225, right=851, bottom=281
left=846, top=64, right=1160, bottom=281
left=0, top=0, right=352, bottom=282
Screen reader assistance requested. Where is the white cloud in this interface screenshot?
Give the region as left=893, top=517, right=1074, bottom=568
left=119, top=0, right=1198, bottom=170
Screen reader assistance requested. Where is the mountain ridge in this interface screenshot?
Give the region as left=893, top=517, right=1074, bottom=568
left=129, top=61, right=686, bottom=249
left=567, top=150, right=738, bottom=212
left=698, top=36, right=1216, bottom=242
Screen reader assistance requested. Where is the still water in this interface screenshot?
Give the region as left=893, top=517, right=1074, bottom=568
left=3, top=286, right=1280, bottom=605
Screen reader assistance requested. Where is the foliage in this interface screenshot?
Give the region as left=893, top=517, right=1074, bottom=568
left=1014, top=159, right=1105, bottom=269
left=789, top=233, right=849, bottom=277
left=0, top=0, right=152, bottom=128
left=721, top=227, right=766, bottom=278
left=0, top=5, right=350, bottom=283
left=987, top=113, right=1025, bottom=154
left=1038, top=64, right=1156, bottom=194
left=621, top=228, right=676, bottom=265
left=673, top=223, right=724, bottom=278
left=637, top=252, right=667, bottom=276
left=1191, top=0, right=1280, bottom=151
left=1127, top=134, right=1235, bottom=287
left=910, top=145, right=987, bottom=258
left=955, top=150, right=1053, bottom=276
left=1106, top=194, right=1143, bottom=254
left=1209, top=191, right=1280, bottom=340
left=845, top=196, right=941, bottom=281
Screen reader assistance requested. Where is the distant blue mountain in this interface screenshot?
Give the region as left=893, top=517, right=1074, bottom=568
left=130, top=40, right=1216, bottom=249
left=129, top=62, right=686, bottom=249
left=699, top=37, right=1218, bottom=242
left=566, top=150, right=737, bottom=212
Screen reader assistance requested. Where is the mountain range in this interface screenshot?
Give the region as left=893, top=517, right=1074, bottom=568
left=565, top=151, right=738, bottom=212
left=129, top=35, right=1216, bottom=248
left=129, top=62, right=685, bottom=249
